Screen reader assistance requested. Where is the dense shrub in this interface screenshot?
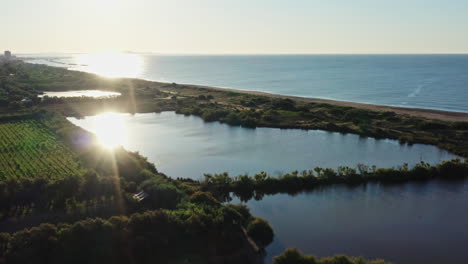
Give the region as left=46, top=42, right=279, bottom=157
left=0, top=205, right=258, bottom=264
left=271, top=98, right=296, bottom=111
left=201, top=159, right=468, bottom=202
left=246, top=217, right=274, bottom=248
left=273, top=248, right=391, bottom=264
left=189, top=191, right=220, bottom=206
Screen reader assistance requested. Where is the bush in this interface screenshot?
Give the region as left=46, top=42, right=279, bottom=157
left=246, top=217, right=274, bottom=248
left=190, top=191, right=220, bottom=206
left=141, top=178, right=185, bottom=209
left=273, top=248, right=392, bottom=264
left=273, top=248, right=316, bottom=264
left=201, top=109, right=229, bottom=122
left=224, top=112, right=242, bottom=126
left=271, top=98, right=296, bottom=111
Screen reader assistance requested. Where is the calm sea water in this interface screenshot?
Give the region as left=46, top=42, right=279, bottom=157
left=67, top=112, right=457, bottom=180
left=235, top=179, right=468, bottom=264
left=26, top=54, right=468, bottom=112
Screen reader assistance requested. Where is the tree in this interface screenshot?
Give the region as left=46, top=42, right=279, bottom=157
left=189, top=191, right=220, bottom=207
left=273, top=248, right=317, bottom=264
left=246, top=217, right=274, bottom=248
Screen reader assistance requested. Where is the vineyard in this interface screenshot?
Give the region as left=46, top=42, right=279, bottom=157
left=0, top=119, right=84, bottom=179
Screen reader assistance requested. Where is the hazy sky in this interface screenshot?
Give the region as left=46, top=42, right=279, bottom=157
left=2, top=0, right=468, bottom=54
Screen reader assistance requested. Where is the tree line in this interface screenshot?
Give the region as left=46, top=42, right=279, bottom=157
left=273, top=248, right=391, bottom=264
left=197, top=159, right=468, bottom=202
left=0, top=193, right=274, bottom=264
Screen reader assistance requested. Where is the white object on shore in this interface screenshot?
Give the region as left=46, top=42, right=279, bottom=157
left=133, top=191, right=148, bottom=202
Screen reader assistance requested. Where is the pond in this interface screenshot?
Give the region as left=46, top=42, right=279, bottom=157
left=233, top=179, right=468, bottom=264
left=67, top=112, right=457, bottom=180
left=39, top=90, right=121, bottom=98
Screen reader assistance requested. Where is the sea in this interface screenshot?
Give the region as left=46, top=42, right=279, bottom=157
left=23, top=53, right=468, bottom=113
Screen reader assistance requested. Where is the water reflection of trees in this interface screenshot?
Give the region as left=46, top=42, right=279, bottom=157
left=198, top=159, right=468, bottom=203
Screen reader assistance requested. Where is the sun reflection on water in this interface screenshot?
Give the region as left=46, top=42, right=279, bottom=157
left=87, top=112, right=128, bottom=149
left=76, top=52, right=143, bottom=78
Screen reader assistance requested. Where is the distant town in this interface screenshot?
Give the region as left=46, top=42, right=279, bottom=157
left=0, top=50, right=18, bottom=64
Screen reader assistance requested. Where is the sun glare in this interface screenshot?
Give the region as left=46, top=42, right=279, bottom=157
left=76, top=52, right=143, bottom=78
left=89, top=112, right=128, bottom=149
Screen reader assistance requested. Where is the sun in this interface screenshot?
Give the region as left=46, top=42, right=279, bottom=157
left=89, top=112, right=128, bottom=149
left=76, top=52, right=143, bottom=78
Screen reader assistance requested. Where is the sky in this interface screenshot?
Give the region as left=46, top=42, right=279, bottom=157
left=1, top=0, right=468, bottom=54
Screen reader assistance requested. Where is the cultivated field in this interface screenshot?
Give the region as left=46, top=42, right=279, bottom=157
left=0, top=119, right=83, bottom=179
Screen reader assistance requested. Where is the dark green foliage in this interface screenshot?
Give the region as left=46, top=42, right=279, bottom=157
left=273, top=248, right=391, bottom=264
left=273, top=248, right=317, bottom=264
left=197, top=94, right=207, bottom=100
left=418, top=121, right=449, bottom=130
left=189, top=191, right=220, bottom=206
left=225, top=204, right=252, bottom=226
left=201, top=108, right=229, bottom=122
left=451, top=121, right=468, bottom=130
left=0, top=205, right=258, bottom=264
left=239, top=96, right=271, bottom=107
left=201, top=159, right=468, bottom=202
left=271, top=98, right=296, bottom=111
left=246, top=217, right=274, bottom=248
left=140, top=177, right=185, bottom=209
left=224, top=112, right=242, bottom=125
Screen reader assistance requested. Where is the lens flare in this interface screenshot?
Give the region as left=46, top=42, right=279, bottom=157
left=87, top=112, right=128, bottom=149
left=76, top=52, right=143, bottom=78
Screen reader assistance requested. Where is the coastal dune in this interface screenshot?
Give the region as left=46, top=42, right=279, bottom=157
left=191, top=84, right=468, bottom=122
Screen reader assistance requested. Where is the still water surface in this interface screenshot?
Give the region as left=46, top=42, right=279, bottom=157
left=40, top=90, right=121, bottom=98
left=236, top=180, right=468, bottom=264
left=68, top=112, right=457, bottom=180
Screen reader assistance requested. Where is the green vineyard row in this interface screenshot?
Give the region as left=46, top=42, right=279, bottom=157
left=0, top=119, right=83, bottom=179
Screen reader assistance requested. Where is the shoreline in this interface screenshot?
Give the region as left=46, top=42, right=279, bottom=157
left=186, top=83, right=468, bottom=122
left=25, top=59, right=468, bottom=122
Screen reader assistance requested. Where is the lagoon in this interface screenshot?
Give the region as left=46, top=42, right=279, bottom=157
left=67, top=112, right=457, bottom=180
left=40, top=90, right=121, bottom=98
left=237, top=179, right=468, bottom=264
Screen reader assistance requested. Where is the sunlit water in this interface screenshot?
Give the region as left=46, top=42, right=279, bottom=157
left=67, top=112, right=457, bottom=180
left=26, top=53, right=468, bottom=112
left=233, top=179, right=468, bottom=264
left=39, top=90, right=121, bottom=98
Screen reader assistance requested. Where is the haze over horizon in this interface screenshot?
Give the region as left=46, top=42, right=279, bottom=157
left=2, top=0, right=468, bottom=54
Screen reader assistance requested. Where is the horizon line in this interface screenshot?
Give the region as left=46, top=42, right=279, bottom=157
left=14, top=51, right=468, bottom=56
